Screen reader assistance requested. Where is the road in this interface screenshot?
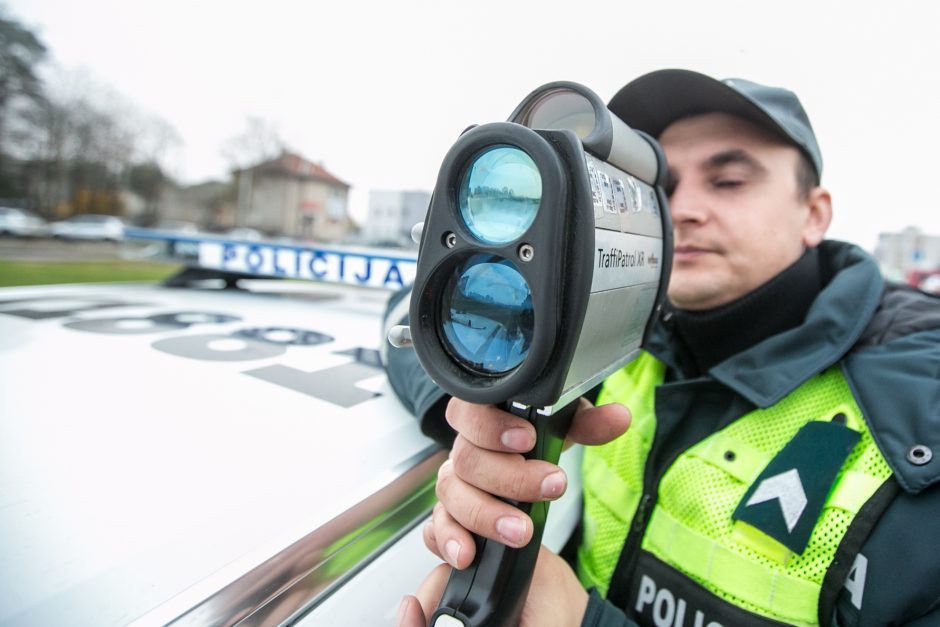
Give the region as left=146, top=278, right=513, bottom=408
left=0, top=237, right=122, bottom=261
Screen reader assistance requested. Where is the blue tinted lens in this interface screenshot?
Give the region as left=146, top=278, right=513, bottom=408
left=441, top=254, right=534, bottom=374
left=458, top=145, right=541, bottom=244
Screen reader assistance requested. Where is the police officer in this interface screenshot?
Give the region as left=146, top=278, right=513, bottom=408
left=393, top=69, right=940, bottom=626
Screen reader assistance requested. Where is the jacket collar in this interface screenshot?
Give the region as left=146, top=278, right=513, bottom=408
left=647, top=241, right=883, bottom=408
left=647, top=241, right=940, bottom=493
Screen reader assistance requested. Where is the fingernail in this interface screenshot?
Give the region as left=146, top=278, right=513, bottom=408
left=496, top=516, right=527, bottom=546
left=445, top=539, right=461, bottom=567
left=396, top=597, right=407, bottom=626
left=541, top=471, right=567, bottom=499
left=501, top=428, right=533, bottom=451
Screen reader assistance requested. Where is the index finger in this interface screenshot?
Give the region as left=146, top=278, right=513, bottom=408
left=445, top=398, right=536, bottom=453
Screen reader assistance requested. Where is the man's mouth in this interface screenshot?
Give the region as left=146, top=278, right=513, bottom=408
left=673, top=245, right=712, bottom=259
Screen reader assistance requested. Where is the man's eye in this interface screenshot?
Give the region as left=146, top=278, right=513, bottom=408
left=663, top=174, right=677, bottom=197
left=713, top=179, right=743, bottom=189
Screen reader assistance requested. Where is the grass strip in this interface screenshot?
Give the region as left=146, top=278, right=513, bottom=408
left=0, top=260, right=180, bottom=287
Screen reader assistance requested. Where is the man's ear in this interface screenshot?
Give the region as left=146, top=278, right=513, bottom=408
left=802, top=186, right=832, bottom=247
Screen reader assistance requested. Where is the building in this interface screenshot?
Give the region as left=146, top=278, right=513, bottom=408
left=157, top=180, right=235, bottom=230
left=364, top=190, right=431, bottom=247
left=874, top=226, right=940, bottom=290
left=233, top=151, right=352, bottom=241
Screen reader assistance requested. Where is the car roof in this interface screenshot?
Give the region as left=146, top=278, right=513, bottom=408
left=0, top=274, right=436, bottom=625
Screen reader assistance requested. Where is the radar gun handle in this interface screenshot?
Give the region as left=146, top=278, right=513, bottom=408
left=430, top=398, right=580, bottom=627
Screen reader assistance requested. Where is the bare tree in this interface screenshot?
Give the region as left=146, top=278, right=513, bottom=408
left=133, top=113, right=181, bottom=168
left=221, top=116, right=284, bottom=170
left=0, top=8, right=47, bottom=197
left=18, top=68, right=179, bottom=218
left=0, top=7, right=181, bottom=220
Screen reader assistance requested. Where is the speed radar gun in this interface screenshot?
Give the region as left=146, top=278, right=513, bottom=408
left=389, top=82, right=672, bottom=626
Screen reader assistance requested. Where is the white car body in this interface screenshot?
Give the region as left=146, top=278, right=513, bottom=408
left=50, top=214, right=126, bottom=241
left=0, top=207, right=48, bottom=238
left=0, top=231, right=584, bottom=626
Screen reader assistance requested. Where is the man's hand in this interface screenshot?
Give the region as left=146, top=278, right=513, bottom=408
left=395, top=397, right=628, bottom=625
left=396, top=545, right=589, bottom=627
left=428, top=397, right=630, bottom=569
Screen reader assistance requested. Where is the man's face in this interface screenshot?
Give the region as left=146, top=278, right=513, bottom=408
left=659, top=112, right=819, bottom=311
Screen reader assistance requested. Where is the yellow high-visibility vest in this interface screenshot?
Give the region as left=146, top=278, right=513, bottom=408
left=578, top=353, right=893, bottom=626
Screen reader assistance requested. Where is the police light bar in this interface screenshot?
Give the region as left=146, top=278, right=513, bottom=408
left=122, top=228, right=418, bottom=291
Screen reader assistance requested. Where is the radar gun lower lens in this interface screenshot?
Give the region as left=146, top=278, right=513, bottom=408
left=441, top=254, right=534, bottom=374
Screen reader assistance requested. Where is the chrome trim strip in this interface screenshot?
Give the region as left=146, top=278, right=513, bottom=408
left=146, top=445, right=445, bottom=627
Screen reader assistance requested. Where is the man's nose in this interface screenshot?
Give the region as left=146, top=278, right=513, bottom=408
left=667, top=181, right=708, bottom=224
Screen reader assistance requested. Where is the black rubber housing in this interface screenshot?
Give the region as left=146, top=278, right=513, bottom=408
left=409, top=123, right=595, bottom=407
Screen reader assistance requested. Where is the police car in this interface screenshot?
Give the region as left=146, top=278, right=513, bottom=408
left=0, top=229, right=583, bottom=626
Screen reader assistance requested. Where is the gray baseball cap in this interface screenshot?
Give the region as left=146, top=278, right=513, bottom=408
left=608, top=69, right=823, bottom=182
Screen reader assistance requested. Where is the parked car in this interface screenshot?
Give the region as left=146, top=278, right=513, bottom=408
left=0, top=206, right=48, bottom=238
left=907, top=269, right=940, bottom=295
left=0, top=230, right=583, bottom=626
left=152, top=220, right=201, bottom=235
left=49, top=214, right=126, bottom=241
left=223, top=227, right=264, bottom=242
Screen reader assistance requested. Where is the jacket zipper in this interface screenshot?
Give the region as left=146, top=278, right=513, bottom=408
left=632, top=493, right=653, bottom=533
left=607, top=436, right=684, bottom=609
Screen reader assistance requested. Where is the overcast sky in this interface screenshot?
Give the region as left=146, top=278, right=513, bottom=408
left=7, top=0, right=939, bottom=250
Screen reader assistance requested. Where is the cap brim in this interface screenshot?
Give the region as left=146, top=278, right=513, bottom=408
left=608, top=69, right=786, bottom=141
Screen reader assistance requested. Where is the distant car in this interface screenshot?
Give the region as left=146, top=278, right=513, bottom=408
left=906, top=269, right=940, bottom=295
left=49, top=214, right=126, bottom=241
left=0, top=207, right=48, bottom=238
left=223, top=227, right=264, bottom=242
left=921, top=273, right=940, bottom=294
left=0, top=230, right=583, bottom=626
left=153, top=220, right=200, bottom=234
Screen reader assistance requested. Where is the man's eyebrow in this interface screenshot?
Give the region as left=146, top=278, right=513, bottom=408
left=703, top=149, right=767, bottom=174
